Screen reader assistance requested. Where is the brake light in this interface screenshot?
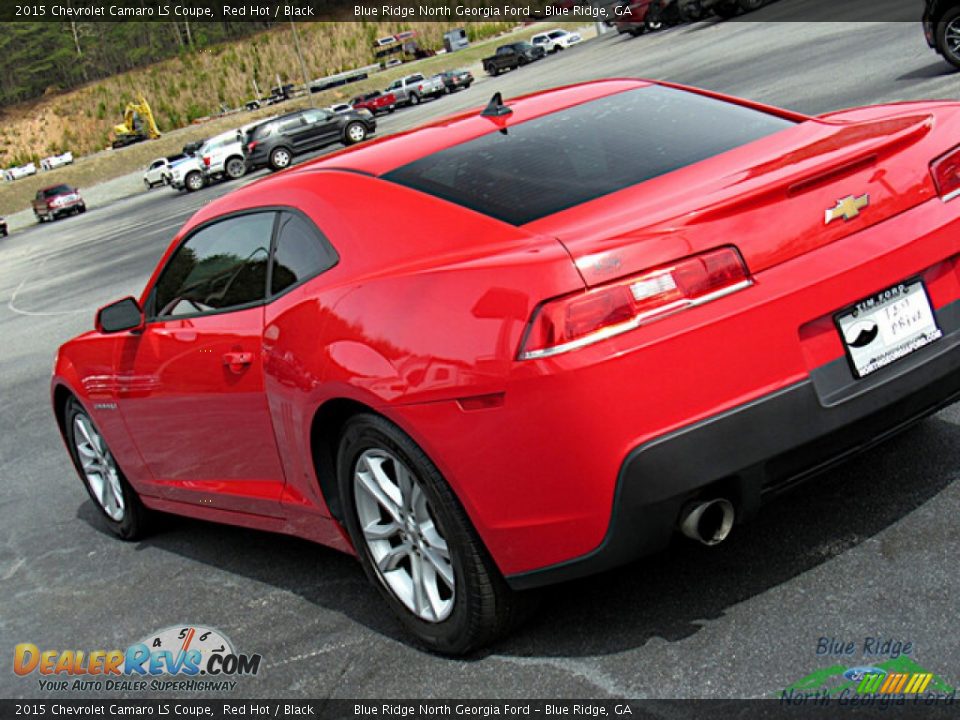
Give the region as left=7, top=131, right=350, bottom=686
left=519, top=247, right=752, bottom=360
left=203, top=156, right=210, bottom=167
left=247, top=141, right=258, bottom=153
left=931, top=144, right=960, bottom=201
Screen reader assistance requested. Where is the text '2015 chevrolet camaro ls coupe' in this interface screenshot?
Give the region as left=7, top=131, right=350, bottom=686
left=52, top=80, right=960, bottom=653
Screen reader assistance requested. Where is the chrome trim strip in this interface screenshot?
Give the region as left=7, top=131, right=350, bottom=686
left=519, top=279, right=754, bottom=361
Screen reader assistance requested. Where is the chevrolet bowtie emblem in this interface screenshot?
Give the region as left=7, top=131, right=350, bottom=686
left=825, top=194, right=869, bottom=224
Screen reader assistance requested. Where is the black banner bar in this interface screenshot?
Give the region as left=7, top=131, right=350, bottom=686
left=0, top=0, right=930, bottom=24
left=1, top=698, right=959, bottom=719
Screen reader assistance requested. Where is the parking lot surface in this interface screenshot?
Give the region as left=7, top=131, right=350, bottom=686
left=2, top=15, right=959, bottom=699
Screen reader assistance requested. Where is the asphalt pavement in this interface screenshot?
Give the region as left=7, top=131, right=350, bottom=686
left=2, top=16, right=960, bottom=700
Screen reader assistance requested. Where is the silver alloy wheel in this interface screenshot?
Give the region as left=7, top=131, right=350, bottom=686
left=347, top=124, right=366, bottom=143
left=271, top=149, right=291, bottom=169
left=73, top=414, right=125, bottom=522
left=186, top=172, right=204, bottom=191
left=946, top=19, right=960, bottom=57
left=353, top=448, right=455, bottom=622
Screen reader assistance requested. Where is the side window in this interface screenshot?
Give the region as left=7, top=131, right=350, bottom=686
left=278, top=117, right=304, bottom=133
left=153, top=213, right=275, bottom=318
left=270, top=212, right=338, bottom=296
left=302, top=109, right=330, bottom=124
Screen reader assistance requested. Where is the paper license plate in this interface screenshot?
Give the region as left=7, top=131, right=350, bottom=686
left=835, top=280, right=942, bottom=379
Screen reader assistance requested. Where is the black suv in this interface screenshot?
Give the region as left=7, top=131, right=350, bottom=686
left=924, top=0, right=960, bottom=69
left=244, top=107, right=376, bottom=172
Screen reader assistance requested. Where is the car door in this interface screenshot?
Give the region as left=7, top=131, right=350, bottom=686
left=115, top=211, right=288, bottom=517
left=299, top=109, right=340, bottom=150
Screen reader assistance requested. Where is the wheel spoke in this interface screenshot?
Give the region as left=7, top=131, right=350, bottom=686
left=395, top=462, right=414, bottom=511
left=352, top=447, right=454, bottom=623
left=422, top=546, right=454, bottom=589
left=73, top=413, right=125, bottom=522
left=410, top=552, right=430, bottom=619
left=420, top=519, right=448, bottom=555
left=362, top=518, right=399, bottom=541
left=377, top=541, right=412, bottom=573
left=356, top=462, right=402, bottom=524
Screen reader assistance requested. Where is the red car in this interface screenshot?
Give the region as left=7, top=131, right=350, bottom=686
left=351, top=90, right=397, bottom=115
left=52, top=79, right=960, bottom=654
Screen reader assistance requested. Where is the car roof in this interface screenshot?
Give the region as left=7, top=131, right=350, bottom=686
left=302, top=80, right=649, bottom=177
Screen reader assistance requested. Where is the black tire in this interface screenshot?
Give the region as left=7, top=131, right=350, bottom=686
left=628, top=27, right=644, bottom=37
left=738, top=0, right=763, bottom=11
left=937, top=7, right=960, bottom=70
left=490, top=65, right=500, bottom=77
left=645, top=5, right=665, bottom=31
left=1, top=228, right=7, bottom=237
left=184, top=170, right=204, bottom=192
left=409, top=93, right=421, bottom=106
left=144, top=179, right=152, bottom=190
left=337, top=413, right=530, bottom=655
left=225, top=156, right=246, bottom=180
left=36, top=214, right=44, bottom=224
left=78, top=205, right=86, bottom=214
left=63, top=397, right=151, bottom=540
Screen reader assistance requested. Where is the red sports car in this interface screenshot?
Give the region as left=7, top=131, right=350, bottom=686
left=52, top=79, right=960, bottom=653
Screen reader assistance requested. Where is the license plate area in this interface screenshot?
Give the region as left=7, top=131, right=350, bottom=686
left=834, top=280, right=942, bottom=379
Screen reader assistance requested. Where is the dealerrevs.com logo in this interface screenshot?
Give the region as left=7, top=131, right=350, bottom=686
left=14, top=625, right=262, bottom=692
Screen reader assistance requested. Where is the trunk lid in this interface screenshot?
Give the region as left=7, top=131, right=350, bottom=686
left=527, top=108, right=947, bottom=286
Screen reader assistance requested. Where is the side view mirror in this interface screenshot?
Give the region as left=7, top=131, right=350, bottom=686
left=96, top=297, right=144, bottom=334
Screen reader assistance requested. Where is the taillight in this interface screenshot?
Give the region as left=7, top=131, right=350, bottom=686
left=519, top=247, right=752, bottom=360
left=931, top=144, right=960, bottom=201
left=203, top=156, right=210, bottom=167
left=247, top=141, right=258, bottom=153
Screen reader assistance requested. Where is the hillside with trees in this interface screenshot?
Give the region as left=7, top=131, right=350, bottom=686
left=0, top=20, right=513, bottom=166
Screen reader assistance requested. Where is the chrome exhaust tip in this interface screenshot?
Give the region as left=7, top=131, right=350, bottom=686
left=679, top=498, right=735, bottom=546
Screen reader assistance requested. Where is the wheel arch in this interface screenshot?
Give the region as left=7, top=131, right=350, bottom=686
left=309, top=397, right=378, bottom=522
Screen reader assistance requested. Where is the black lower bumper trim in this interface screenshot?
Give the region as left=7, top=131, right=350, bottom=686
left=506, top=299, right=960, bottom=590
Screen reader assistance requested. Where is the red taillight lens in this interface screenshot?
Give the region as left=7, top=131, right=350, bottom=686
left=931, top=144, right=960, bottom=201
left=203, top=156, right=211, bottom=167
left=246, top=141, right=258, bottom=153
left=519, top=247, right=751, bottom=360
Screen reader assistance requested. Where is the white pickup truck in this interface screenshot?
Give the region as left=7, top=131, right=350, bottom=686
left=384, top=73, right=446, bottom=106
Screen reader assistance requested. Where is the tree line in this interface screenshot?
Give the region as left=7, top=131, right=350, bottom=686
left=0, top=21, right=279, bottom=106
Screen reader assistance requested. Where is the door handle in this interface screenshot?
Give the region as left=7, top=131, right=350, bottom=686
left=222, top=352, right=253, bottom=373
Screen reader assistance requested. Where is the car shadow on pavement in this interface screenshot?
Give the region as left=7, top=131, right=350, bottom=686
left=75, top=413, right=960, bottom=658
left=896, top=62, right=956, bottom=82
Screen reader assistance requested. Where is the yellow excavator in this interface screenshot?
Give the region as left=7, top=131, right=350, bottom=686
left=112, top=96, right=161, bottom=149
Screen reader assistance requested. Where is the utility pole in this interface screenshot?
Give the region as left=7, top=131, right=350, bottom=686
left=289, top=21, right=314, bottom=107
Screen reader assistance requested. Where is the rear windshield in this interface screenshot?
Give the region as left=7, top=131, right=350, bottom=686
left=43, top=185, right=72, bottom=197
left=383, top=85, right=795, bottom=225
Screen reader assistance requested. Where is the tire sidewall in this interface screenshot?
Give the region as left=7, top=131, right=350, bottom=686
left=938, top=8, right=960, bottom=69
left=337, top=415, right=476, bottom=651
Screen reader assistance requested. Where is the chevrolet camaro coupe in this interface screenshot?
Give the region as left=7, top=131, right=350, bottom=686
left=52, top=80, right=960, bottom=653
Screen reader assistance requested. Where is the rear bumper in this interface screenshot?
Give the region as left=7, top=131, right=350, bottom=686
left=507, top=299, right=960, bottom=589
